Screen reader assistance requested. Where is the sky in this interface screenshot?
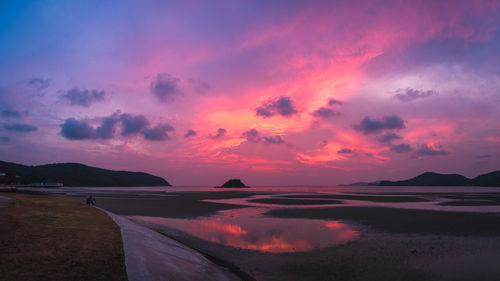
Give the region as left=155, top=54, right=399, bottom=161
left=0, top=0, right=499, bottom=186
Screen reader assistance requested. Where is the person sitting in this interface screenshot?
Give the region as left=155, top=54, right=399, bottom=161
left=86, top=195, right=96, bottom=206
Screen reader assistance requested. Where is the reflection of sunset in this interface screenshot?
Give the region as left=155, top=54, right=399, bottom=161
left=199, top=221, right=248, bottom=235
left=246, top=236, right=311, bottom=253
left=325, top=221, right=343, bottom=229
left=131, top=209, right=359, bottom=253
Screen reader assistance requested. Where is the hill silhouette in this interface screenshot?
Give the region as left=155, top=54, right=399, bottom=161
left=378, top=171, right=500, bottom=187
left=217, top=179, right=248, bottom=188
left=0, top=160, right=170, bottom=187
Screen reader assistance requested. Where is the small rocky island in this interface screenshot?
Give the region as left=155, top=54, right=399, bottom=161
left=217, top=179, right=248, bottom=188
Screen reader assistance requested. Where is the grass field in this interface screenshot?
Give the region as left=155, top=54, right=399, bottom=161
left=0, top=193, right=127, bottom=281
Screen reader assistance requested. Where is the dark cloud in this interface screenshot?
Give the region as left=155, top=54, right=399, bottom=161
left=319, top=140, right=328, bottom=147
left=62, top=87, right=105, bottom=107
left=0, top=136, right=10, bottom=144
left=255, top=96, right=298, bottom=118
left=415, top=144, right=449, bottom=157
left=184, top=129, right=197, bottom=138
left=356, top=115, right=405, bottom=134
left=263, top=135, right=285, bottom=144
left=311, top=98, right=342, bottom=119
left=150, top=73, right=183, bottom=103
left=242, top=129, right=261, bottom=143
left=60, top=113, right=175, bottom=142
left=337, top=148, right=355, bottom=154
left=1, top=109, right=23, bottom=119
left=142, top=124, right=175, bottom=141
left=390, top=143, right=412, bottom=153
left=214, top=128, right=227, bottom=139
left=311, top=107, right=340, bottom=119
left=28, top=78, right=51, bottom=91
left=188, top=78, right=211, bottom=94
left=394, top=88, right=434, bottom=102
left=95, top=113, right=120, bottom=139
left=120, top=114, right=149, bottom=136
left=60, top=118, right=95, bottom=140
left=242, top=129, right=285, bottom=144
left=378, top=132, right=402, bottom=143
left=328, top=98, right=343, bottom=106
left=4, top=123, right=37, bottom=132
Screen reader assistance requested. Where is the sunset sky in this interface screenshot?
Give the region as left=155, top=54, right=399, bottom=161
left=1, top=0, right=499, bottom=185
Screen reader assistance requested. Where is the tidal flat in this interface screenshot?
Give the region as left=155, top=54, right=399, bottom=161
left=44, top=186, right=500, bottom=281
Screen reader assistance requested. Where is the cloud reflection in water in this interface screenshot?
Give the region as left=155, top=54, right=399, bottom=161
left=131, top=208, right=358, bottom=253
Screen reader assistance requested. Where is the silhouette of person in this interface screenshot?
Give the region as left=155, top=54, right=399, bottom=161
left=86, top=195, right=96, bottom=206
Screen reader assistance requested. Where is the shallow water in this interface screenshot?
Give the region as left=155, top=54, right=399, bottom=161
left=129, top=208, right=358, bottom=253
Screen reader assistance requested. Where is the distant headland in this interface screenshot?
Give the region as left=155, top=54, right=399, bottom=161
left=348, top=171, right=500, bottom=187
left=0, top=160, right=170, bottom=187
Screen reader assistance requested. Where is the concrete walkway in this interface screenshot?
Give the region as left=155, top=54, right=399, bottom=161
left=102, top=209, right=241, bottom=281
left=0, top=195, right=15, bottom=210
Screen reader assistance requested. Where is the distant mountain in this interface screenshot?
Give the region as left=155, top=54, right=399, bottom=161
left=473, top=171, right=500, bottom=187
left=377, top=171, right=500, bottom=187
left=0, top=160, right=170, bottom=187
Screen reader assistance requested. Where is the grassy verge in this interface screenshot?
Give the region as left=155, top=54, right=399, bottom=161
left=0, top=193, right=127, bottom=281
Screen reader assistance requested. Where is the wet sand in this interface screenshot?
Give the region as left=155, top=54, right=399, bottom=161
left=278, top=194, right=431, bottom=202
left=248, top=198, right=343, bottom=205
left=70, top=191, right=264, bottom=218
left=265, top=206, right=500, bottom=235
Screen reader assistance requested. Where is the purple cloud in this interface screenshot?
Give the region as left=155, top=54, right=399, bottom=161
left=150, top=73, right=184, bottom=103
left=4, top=123, right=37, bottom=132
left=95, top=113, right=121, bottom=139
left=390, top=143, right=412, bottom=153
left=62, top=87, right=105, bottom=107
left=60, top=118, right=95, bottom=140
left=28, top=78, right=51, bottom=91
left=415, top=144, right=449, bottom=157
left=263, top=135, right=285, bottom=144
left=255, top=96, right=298, bottom=118
left=337, top=148, right=355, bottom=154
left=356, top=115, right=405, bottom=134
left=327, top=98, right=343, bottom=106
left=1, top=109, right=23, bottom=119
left=120, top=114, right=149, bottom=136
left=60, top=113, right=151, bottom=140
left=213, top=128, right=227, bottom=139
left=378, top=132, right=402, bottom=143
left=142, top=124, right=175, bottom=141
left=184, top=129, right=197, bottom=138
left=312, top=98, right=342, bottom=119
left=311, top=107, right=340, bottom=119
left=319, top=140, right=328, bottom=147
left=394, top=88, right=434, bottom=102
left=242, top=129, right=261, bottom=143
left=242, top=129, right=285, bottom=144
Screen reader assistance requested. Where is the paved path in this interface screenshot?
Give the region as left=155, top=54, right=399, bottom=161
left=0, top=195, right=15, bottom=210
left=102, top=209, right=241, bottom=281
